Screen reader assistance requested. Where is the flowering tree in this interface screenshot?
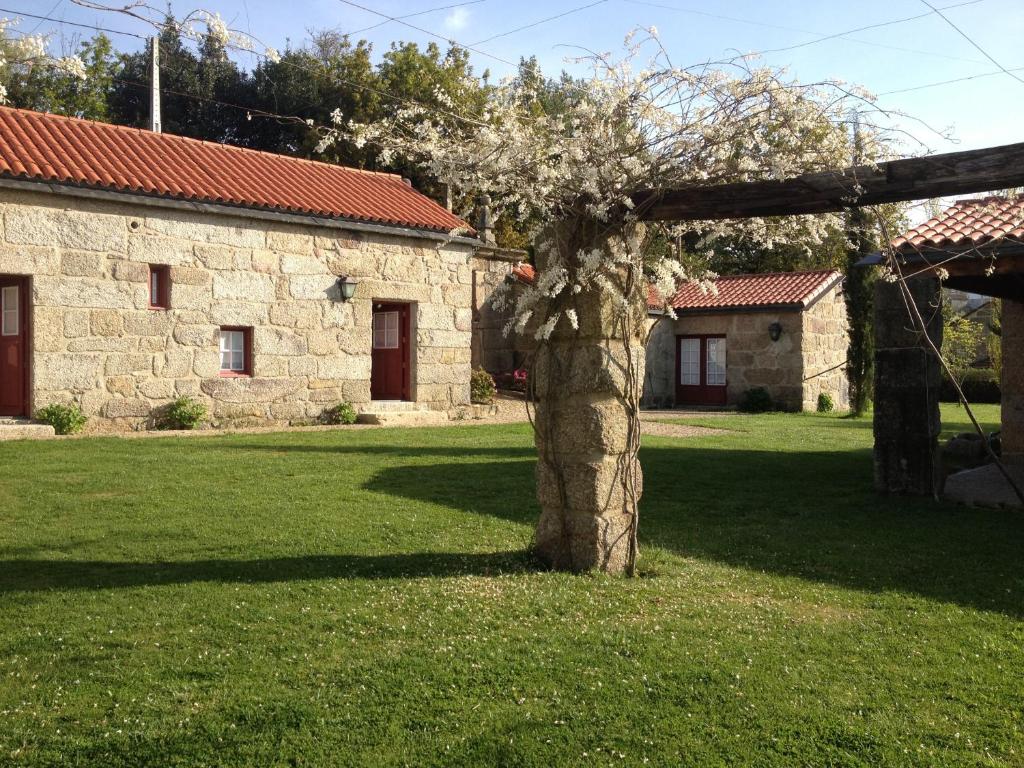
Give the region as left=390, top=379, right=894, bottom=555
left=320, top=32, right=898, bottom=574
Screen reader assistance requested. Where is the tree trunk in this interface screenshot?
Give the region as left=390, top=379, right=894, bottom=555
left=531, top=218, right=647, bottom=574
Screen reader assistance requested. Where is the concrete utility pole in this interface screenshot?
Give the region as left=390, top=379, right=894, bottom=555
left=149, top=36, right=161, bottom=133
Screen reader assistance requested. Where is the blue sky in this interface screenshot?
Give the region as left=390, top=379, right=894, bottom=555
left=13, top=0, right=1024, bottom=153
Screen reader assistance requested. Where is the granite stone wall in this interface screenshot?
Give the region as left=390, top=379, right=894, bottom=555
left=800, top=283, right=850, bottom=411
left=0, top=187, right=483, bottom=431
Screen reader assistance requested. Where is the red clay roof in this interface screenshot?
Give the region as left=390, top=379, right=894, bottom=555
left=511, top=262, right=536, bottom=284
left=0, top=106, right=468, bottom=234
left=651, top=269, right=842, bottom=312
left=893, top=196, right=1024, bottom=252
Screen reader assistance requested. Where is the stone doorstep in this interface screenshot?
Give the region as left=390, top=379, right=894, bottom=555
left=0, top=419, right=57, bottom=440
left=356, top=410, right=448, bottom=427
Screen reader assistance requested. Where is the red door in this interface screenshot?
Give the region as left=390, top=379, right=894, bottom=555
left=371, top=302, right=411, bottom=400
left=0, top=277, right=28, bottom=417
left=676, top=334, right=727, bottom=406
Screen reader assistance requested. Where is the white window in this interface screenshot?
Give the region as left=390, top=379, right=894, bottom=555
left=219, top=328, right=248, bottom=373
left=679, top=337, right=700, bottom=386
left=373, top=311, right=400, bottom=350
left=1, top=286, right=18, bottom=337
left=707, top=337, right=727, bottom=386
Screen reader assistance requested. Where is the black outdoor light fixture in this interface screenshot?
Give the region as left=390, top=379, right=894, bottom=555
left=336, top=275, right=358, bottom=301
left=768, top=321, right=783, bottom=342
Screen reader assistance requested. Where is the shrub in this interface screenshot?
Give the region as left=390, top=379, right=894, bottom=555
left=940, top=368, right=1001, bottom=404
left=159, top=397, right=207, bottom=430
left=816, top=392, right=835, bottom=413
left=470, top=367, right=497, bottom=404
left=738, top=387, right=774, bottom=413
left=35, top=403, right=87, bottom=435
left=322, top=401, right=358, bottom=425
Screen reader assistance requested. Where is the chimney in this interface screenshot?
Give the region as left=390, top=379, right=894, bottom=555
left=476, top=194, right=496, bottom=246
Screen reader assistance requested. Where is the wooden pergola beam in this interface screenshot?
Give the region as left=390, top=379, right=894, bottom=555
left=636, top=140, right=1024, bottom=221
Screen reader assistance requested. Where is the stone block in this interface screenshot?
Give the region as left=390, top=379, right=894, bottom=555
left=61, top=251, right=106, bottom=277
left=111, top=260, right=150, bottom=282
left=6, top=206, right=124, bottom=252
left=105, top=353, right=153, bottom=375
left=251, top=250, right=280, bottom=274
left=170, top=266, right=210, bottom=286
left=317, top=354, right=371, bottom=380
left=144, top=210, right=266, bottom=249
left=200, top=377, right=304, bottom=403
left=210, top=301, right=268, bottom=326
left=63, top=310, right=90, bottom=338
left=270, top=302, right=321, bottom=329
left=34, top=275, right=136, bottom=310
left=289, top=274, right=340, bottom=301
left=289, top=357, right=317, bottom=376
left=281, top=253, right=326, bottom=274
left=91, top=309, right=124, bottom=337
left=138, top=379, right=176, bottom=400
left=213, top=271, right=275, bottom=302
left=126, top=235, right=194, bottom=265
left=173, top=324, right=217, bottom=347
left=35, top=354, right=101, bottom=390
left=194, top=243, right=237, bottom=270
left=125, top=311, right=173, bottom=336
left=254, top=327, right=306, bottom=356
left=105, top=375, right=135, bottom=397
left=157, top=349, right=193, bottom=378
left=267, top=228, right=314, bottom=254
left=68, top=337, right=136, bottom=353
left=0, top=243, right=59, bottom=275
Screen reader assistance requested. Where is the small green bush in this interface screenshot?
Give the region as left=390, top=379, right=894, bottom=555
left=159, top=397, right=207, bottom=430
left=816, top=392, right=835, bottom=413
left=322, top=401, right=358, bottom=425
left=738, top=387, right=774, bottom=413
left=470, top=368, right=497, bottom=404
left=36, top=403, right=87, bottom=435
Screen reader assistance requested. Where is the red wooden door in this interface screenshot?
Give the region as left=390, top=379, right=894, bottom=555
left=675, top=334, right=727, bottom=406
left=371, top=302, right=411, bottom=400
left=0, top=277, right=28, bottom=417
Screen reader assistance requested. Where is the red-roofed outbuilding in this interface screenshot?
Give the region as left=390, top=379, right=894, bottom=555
left=643, top=269, right=848, bottom=411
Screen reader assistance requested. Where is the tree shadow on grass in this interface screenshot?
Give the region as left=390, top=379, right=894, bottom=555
left=0, top=549, right=537, bottom=593
left=357, top=444, right=1024, bottom=617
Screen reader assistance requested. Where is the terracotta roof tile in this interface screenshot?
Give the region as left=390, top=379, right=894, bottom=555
left=511, top=262, right=536, bottom=284
left=893, top=196, right=1024, bottom=252
left=650, top=269, right=842, bottom=311
left=0, top=106, right=468, bottom=234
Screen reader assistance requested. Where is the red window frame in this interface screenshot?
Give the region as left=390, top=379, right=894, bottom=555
left=219, top=326, right=253, bottom=377
left=148, top=264, right=171, bottom=310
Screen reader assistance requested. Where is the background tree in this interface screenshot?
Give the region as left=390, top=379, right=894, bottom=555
left=7, top=33, right=116, bottom=120
left=844, top=206, right=877, bottom=416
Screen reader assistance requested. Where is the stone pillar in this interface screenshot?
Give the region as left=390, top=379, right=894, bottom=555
left=872, top=276, right=943, bottom=495
left=531, top=218, right=647, bottom=573
left=1001, top=300, right=1024, bottom=461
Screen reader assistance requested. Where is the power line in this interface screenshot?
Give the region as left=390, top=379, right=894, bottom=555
left=341, top=0, right=489, bottom=39
left=333, top=0, right=521, bottom=69
left=919, top=0, right=1024, bottom=88
left=0, top=5, right=147, bottom=39
left=877, top=65, right=1024, bottom=97
left=755, top=0, right=986, bottom=56
left=469, top=0, right=608, bottom=47
left=621, top=0, right=987, bottom=65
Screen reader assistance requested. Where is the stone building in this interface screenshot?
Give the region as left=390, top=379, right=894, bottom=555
left=0, top=107, right=515, bottom=431
left=643, top=270, right=849, bottom=411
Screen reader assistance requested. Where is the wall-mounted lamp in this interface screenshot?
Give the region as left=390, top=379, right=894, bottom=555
left=768, top=321, right=783, bottom=342
left=336, top=275, right=358, bottom=301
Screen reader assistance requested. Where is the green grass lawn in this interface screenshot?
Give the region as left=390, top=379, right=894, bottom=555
left=1, top=404, right=1021, bottom=767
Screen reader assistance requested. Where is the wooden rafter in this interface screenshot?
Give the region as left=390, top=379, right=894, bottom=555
left=635, top=141, right=1024, bottom=221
